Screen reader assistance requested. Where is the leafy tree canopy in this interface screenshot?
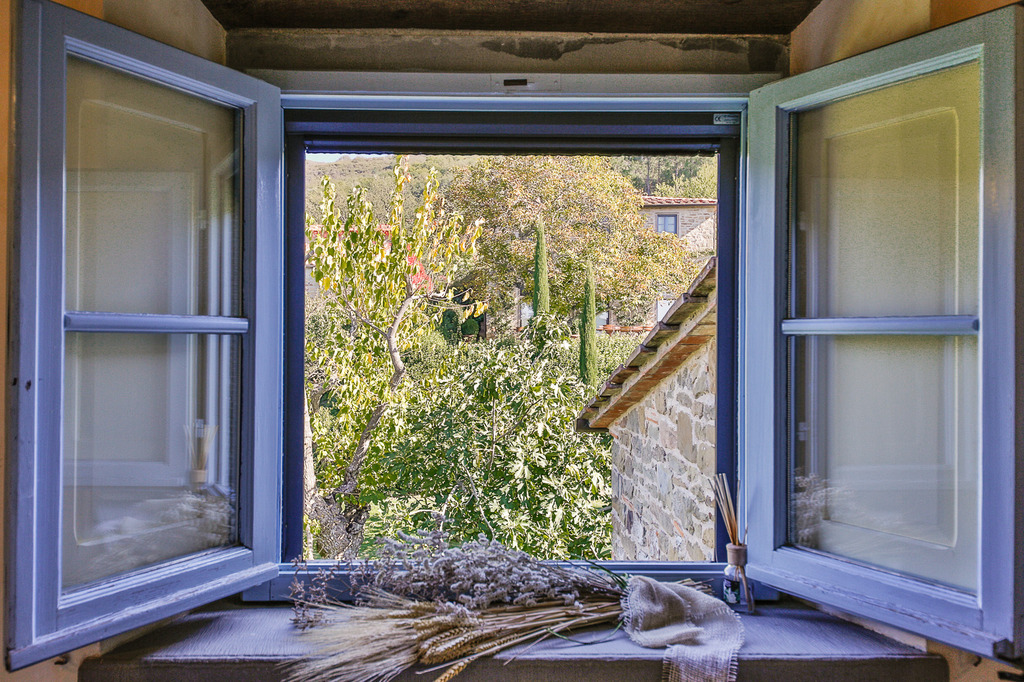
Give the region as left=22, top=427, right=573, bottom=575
left=445, top=155, right=700, bottom=318
left=360, top=335, right=613, bottom=559
left=304, top=159, right=482, bottom=557
left=611, top=154, right=717, bottom=197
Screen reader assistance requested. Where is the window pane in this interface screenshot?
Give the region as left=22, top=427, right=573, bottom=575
left=62, top=333, right=239, bottom=589
left=793, top=62, right=980, bottom=318
left=790, top=334, right=978, bottom=591
left=65, top=57, right=240, bottom=316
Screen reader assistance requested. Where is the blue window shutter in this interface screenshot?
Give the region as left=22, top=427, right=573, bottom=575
left=7, top=0, right=283, bottom=669
left=743, top=5, right=1023, bottom=662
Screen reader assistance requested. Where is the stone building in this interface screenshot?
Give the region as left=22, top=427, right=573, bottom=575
left=641, top=196, right=717, bottom=240
left=578, top=260, right=717, bottom=562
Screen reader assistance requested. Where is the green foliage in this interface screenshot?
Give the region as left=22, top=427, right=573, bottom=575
left=579, top=263, right=599, bottom=386
left=544, top=331, right=645, bottom=388
left=305, top=154, right=482, bottom=223
left=404, top=327, right=453, bottom=382
left=655, top=156, right=718, bottom=199
left=460, top=317, right=480, bottom=337
left=359, top=337, right=613, bottom=559
left=439, top=309, right=461, bottom=345
left=532, top=218, right=550, bottom=315
left=305, top=157, right=483, bottom=496
left=612, top=155, right=716, bottom=197
left=522, top=312, right=572, bottom=357
left=307, top=162, right=481, bottom=346
left=445, top=155, right=697, bottom=318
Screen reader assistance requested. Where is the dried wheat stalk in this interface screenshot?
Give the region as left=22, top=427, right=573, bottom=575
left=286, top=531, right=707, bottom=682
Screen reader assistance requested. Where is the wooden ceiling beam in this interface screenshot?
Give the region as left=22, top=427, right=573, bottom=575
left=201, top=0, right=822, bottom=34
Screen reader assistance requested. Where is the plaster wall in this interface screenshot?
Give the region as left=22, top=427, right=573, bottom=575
left=103, top=0, right=226, bottom=65
left=227, top=30, right=789, bottom=74
left=790, top=0, right=1017, bottom=74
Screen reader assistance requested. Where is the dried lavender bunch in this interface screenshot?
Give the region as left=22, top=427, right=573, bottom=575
left=351, top=529, right=622, bottom=609
left=290, top=558, right=342, bottom=629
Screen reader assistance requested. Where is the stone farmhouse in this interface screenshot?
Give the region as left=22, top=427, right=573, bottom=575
left=640, top=195, right=717, bottom=241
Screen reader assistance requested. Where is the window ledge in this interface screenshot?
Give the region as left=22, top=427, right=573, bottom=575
left=78, top=600, right=948, bottom=681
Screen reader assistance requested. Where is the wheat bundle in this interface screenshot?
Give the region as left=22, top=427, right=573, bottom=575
left=286, top=531, right=706, bottom=682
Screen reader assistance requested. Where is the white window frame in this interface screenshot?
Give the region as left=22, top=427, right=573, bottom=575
left=743, top=6, right=1024, bottom=662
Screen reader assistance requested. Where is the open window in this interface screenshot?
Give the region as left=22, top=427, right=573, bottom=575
left=8, top=0, right=282, bottom=668
left=744, top=5, right=1024, bottom=662
left=236, top=102, right=747, bottom=598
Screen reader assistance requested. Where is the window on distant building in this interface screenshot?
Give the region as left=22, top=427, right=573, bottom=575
left=656, top=214, right=678, bottom=234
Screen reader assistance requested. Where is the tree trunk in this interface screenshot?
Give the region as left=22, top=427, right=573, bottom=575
left=303, top=382, right=367, bottom=559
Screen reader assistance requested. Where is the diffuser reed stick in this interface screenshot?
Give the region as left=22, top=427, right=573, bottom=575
left=712, top=473, right=755, bottom=614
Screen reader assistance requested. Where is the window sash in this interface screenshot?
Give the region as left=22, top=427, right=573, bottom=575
left=743, top=5, right=1023, bottom=661
left=7, top=0, right=283, bottom=669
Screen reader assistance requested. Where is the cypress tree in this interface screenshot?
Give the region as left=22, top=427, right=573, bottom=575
left=532, top=218, right=550, bottom=316
left=580, top=262, right=599, bottom=386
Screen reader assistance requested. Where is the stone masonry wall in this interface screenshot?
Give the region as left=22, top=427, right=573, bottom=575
left=609, top=337, right=716, bottom=561
left=641, top=205, right=717, bottom=237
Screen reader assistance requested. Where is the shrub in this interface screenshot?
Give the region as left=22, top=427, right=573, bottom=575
left=548, top=332, right=645, bottom=388
left=439, top=309, right=461, bottom=345
left=460, top=316, right=480, bottom=337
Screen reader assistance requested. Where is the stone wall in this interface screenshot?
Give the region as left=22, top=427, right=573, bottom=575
left=641, top=205, right=717, bottom=238
left=609, top=337, right=716, bottom=561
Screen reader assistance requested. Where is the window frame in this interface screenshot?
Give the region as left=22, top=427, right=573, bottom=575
left=241, top=88, right=756, bottom=599
left=7, top=0, right=283, bottom=669
left=656, top=213, right=679, bottom=234
left=743, top=6, right=1024, bottom=662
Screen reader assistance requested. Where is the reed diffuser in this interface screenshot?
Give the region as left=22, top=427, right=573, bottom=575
left=712, top=473, right=754, bottom=614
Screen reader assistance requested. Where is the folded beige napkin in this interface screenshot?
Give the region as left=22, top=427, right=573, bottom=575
left=623, top=575, right=743, bottom=682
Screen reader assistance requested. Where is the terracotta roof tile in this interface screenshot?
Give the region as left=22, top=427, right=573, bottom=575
left=641, top=195, right=717, bottom=207
left=576, top=258, right=717, bottom=432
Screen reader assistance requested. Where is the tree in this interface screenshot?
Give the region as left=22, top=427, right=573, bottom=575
left=532, top=218, right=550, bottom=315
left=305, top=158, right=482, bottom=557
left=359, top=338, right=612, bottom=559
left=612, top=155, right=716, bottom=197
left=579, top=263, right=598, bottom=386
left=445, top=155, right=698, bottom=321
left=655, top=156, right=717, bottom=199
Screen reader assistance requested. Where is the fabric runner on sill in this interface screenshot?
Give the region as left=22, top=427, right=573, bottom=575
left=624, top=575, right=743, bottom=682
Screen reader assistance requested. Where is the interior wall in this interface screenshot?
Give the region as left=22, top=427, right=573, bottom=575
left=102, top=0, right=226, bottom=65
left=226, top=30, right=789, bottom=74
left=789, top=0, right=930, bottom=74
left=930, top=0, right=1018, bottom=28
left=790, top=0, right=1020, bottom=73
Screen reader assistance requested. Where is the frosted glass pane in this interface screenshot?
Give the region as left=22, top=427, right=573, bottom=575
left=794, top=62, right=979, bottom=318
left=65, top=57, right=239, bottom=316
left=62, top=333, right=239, bottom=589
left=790, top=335, right=978, bottom=591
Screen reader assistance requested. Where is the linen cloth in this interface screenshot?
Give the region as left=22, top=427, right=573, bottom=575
left=623, top=575, right=743, bottom=682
